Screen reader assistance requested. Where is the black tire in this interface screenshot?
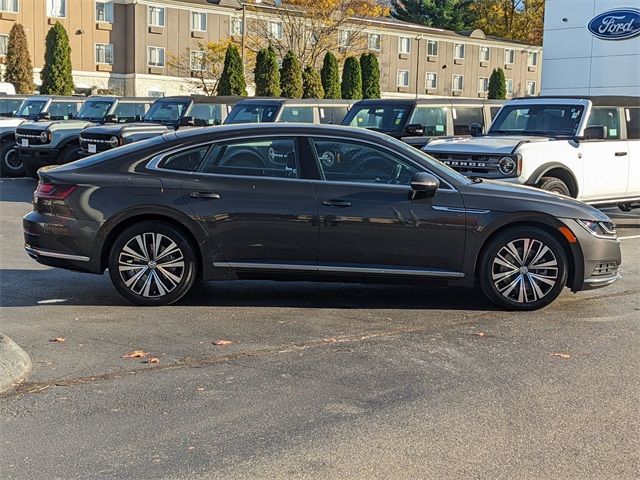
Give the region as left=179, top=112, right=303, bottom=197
left=58, top=144, right=81, bottom=165
left=108, top=221, right=197, bottom=306
left=478, top=227, right=568, bottom=311
left=537, top=176, right=571, bottom=196
left=0, top=141, right=24, bottom=177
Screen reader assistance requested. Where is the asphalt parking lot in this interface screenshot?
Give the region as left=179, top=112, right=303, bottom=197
left=1, top=177, right=639, bottom=479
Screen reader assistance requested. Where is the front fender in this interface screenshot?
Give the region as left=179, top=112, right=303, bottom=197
left=525, top=162, right=578, bottom=186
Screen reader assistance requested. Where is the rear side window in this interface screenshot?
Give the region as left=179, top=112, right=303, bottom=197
left=0, top=98, right=23, bottom=116
left=189, top=104, right=223, bottom=125
left=409, top=107, right=447, bottom=136
left=319, top=106, right=348, bottom=124
left=159, top=145, right=211, bottom=172
left=587, top=107, right=621, bottom=139
left=48, top=101, right=81, bottom=120
left=626, top=107, right=640, bottom=139
left=225, top=104, right=279, bottom=124
left=279, top=106, right=314, bottom=123
left=453, top=107, right=484, bottom=135
left=115, top=102, right=148, bottom=122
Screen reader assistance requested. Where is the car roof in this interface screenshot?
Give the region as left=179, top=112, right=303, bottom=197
left=85, top=95, right=154, bottom=103
left=510, top=96, right=640, bottom=107
left=25, top=95, right=85, bottom=102
left=234, top=98, right=353, bottom=106
left=351, top=98, right=501, bottom=107
left=156, top=95, right=244, bottom=104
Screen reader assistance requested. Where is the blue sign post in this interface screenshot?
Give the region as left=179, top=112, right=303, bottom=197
left=587, top=8, right=640, bottom=40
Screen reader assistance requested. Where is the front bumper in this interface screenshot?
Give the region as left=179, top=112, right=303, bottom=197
left=17, top=147, right=61, bottom=169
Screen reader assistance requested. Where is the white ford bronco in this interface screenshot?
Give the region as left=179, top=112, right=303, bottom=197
left=423, top=96, right=640, bottom=210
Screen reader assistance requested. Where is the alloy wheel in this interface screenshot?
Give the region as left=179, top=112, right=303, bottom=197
left=118, top=232, right=185, bottom=298
left=491, top=238, right=559, bottom=304
left=4, top=148, right=21, bottom=170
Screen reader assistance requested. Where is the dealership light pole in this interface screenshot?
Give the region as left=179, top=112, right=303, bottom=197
left=415, top=34, right=424, bottom=99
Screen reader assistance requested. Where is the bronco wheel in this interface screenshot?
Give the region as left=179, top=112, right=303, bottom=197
left=58, top=144, right=81, bottom=165
left=108, top=222, right=197, bottom=306
left=479, top=227, right=568, bottom=310
left=0, top=141, right=24, bottom=177
left=537, top=176, right=571, bottom=196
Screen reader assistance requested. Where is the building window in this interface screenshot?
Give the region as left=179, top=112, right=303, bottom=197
left=191, top=11, right=207, bottom=31
left=148, top=5, right=165, bottom=27
left=148, top=46, right=165, bottom=67
left=95, top=1, right=113, bottom=23
left=452, top=74, right=464, bottom=91
left=397, top=69, right=410, bottom=87
left=454, top=43, right=465, bottom=59
left=526, top=80, right=536, bottom=96
left=268, top=21, right=283, bottom=40
left=504, top=48, right=515, bottom=64
left=368, top=33, right=381, bottom=51
left=0, top=0, right=18, bottom=13
left=506, top=78, right=514, bottom=95
left=230, top=17, right=243, bottom=36
left=425, top=72, right=437, bottom=89
left=95, top=43, right=113, bottom=64
left=399, top=36, right=411, bottom=54
left=47, top=0, right=66, bottom=17
left=427, top=40, right=438, bottom=56
left=0, top=34, right=8, bottom=56
left=190, top=50, right=206, bottom=71
left=528, top=51, right=538, bottom=66
left=148, top=89, right=164, bottom=98
left=480, top=46, right=490, bottom=62
left=478, top=76, right=489, bottom=93
left=338, top=30, right=352, bottom=49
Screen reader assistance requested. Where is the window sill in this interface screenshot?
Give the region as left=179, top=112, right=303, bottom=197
left=528, top=66, right=537, bottom=72
left=427, top=55, right=437, bottom=62
left=398, top=53, right=410, bottom=60
left=452, top=90, right=462, bottom=96
left=191, top=30, right=206, bottom=39
left=96, top=64, right=112, bottom=72
left=504, top=63, right=513, bottom=70
left=96, top=22, right=112, bottom=31
left=480, top=61, right=489, bottom=67
left=148, top=26, right=164, bottom=34
left=0, top=12, right=17, bottom=20
left=425, top=88, right=437, bottom=94
left=477, top=92, right=487, bottom=98
left=396, top=86, right=410, bottom=92
left=148, top=67, right=164, bottom=75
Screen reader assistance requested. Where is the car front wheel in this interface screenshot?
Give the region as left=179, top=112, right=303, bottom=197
left=108, top=222, right=197, bottom=306
left=479, top=227, right=568, bottom=310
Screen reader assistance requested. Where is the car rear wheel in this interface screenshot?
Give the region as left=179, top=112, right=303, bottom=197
left=108, top=222, right=197, bottom=306
left=537, top=176, right=571, bottom=196
left=479, top=227, right=568, bottom=310
left=0, top=141, right=24, bottom=177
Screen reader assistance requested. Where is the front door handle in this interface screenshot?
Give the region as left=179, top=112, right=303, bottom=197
left=614, top=151, right=628, bottom=157
left=190, top=191, right=220, bottom=199
left=322, top=199, right=352, bottom=208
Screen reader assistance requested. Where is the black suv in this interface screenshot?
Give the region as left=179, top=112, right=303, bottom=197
left=225, top=98, right=354, bottom=125
left=79, top=95, right=242, bottom=157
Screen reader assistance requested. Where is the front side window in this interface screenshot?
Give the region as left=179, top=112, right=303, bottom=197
left=528, top=51, right=538, bottom=66
left=346, top=106, right=410, bottom=135
left=427, top=40, right=438, bottom=56
left=190, top=50, right=205, bottom=71
left=0, top=0, right=19, bottom=13
left=505, top=49, right=515, bottom=64
left=269, top=21, right=283, bottom=40
left=160, top=145, right=211, bottom=172
left=48, top=101, right=80, bottom=120
left=310, top=137, right=419, bottom=185
left=478, top=77, right=489, bottom=93
left=453, top=107, right=484, bottom=135
left=148, top=5, right=165, bottom=27
left=225, top=104, right=279, bottom=124
left=506, top=78, right=514, bottom=95
left=114, top=102, right=147, bottom=122
left=144, top=100, right=189, bottom=122
left=526, top=80, right=536, bottom=96
left=587, top=107, right=621, bottom=139
left=189, top=103, right=224, bottom=125
left=230, top=17, right=243, bottom=36
left=201, top=138, right=299, bottom=179
left=454, top=43, right=465, bottom=59
left=47, top=0, right=65, bottom=17
left=368, top=33, right=381, bottom=51
left=397, top=70, right=410, bottom=87
left=425, top=72, right=437, bottom=89
left=191, top=11, right=207, bottom=31
left=399, top=36, right=411, bottom=54
left=95, top=1, right=113, bottom=23
left=77, top=100, right=114, bottom=121
left=490, top=105, right=585, bottom=136
left=0, top=34, right=8, bottom=56
left=452, top=74, right=464, bottom=91
left=95, top=43, right=113, bottom=64
left=148, top=46, right=165, bottom=67
left=625, top=107, right=640, bottom=139
left=409, top=107, right=447, bottom=136
left=280, top=106, right=315, bottom=123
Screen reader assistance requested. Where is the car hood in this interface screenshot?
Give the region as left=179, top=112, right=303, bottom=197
left=0, top=117, right=25, bottom=128
left=461, top=179, right=611, bottom=222
left=425, top=136, right=549, bottom=155
left=15, top=121, right=55, bottom=132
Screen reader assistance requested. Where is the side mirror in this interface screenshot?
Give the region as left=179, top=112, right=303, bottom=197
left=134, top=114, right=143, bottom=122
left=583, top=125, right=606, bottom=140
left=404, top=123, right=425, bottom=137
left=105, top=114, right=119, bottom=123
left=470, top=123, right=483, bottom=137
left=410, top=172, right=440, bottom=199
left=179, top=116, right=195, bottom=127
left=37, top=112, right=51, bottom=121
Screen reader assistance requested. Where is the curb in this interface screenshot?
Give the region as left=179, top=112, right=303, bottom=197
left=0, top=334, right=31, bottom=394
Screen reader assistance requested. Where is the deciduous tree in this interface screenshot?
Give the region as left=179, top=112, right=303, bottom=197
left=40, top=22, right=74, bottom=95
left=168, top=40, right=230, bottom=96
left=470, top=0, right=544, bottom=45
left=3, top=23, right=35, bottom=94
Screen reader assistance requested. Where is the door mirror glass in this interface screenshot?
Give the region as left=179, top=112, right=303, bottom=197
left=404, top=123, right=425, bottom=136
left=179, top=116, right=195, bottom=127
left=583, top=125, right=606, bottom=140
left=105, top=114, right=119, bottom=123
left=410, top=172, right=439, bottom=198
left=37, top=112, right=51, bottom=121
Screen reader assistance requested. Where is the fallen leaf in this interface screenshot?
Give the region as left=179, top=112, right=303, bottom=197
left=188, top=446, right=195, bottom=450
left=122, top=350, right=149, bottom=359
left=212, top=340, right=232, bottom=346
left=148, top=357, right=160, bottom=364
left=197, top=387, right=205, bottom=391
left=49, top=337, right=65, bottom=343
left=474, top=332, right=485, bottom=337
left=323, top=338, right=338, bottom=343
left=551, top=352, right=571, bottom=359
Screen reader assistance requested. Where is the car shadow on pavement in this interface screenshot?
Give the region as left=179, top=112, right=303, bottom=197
left=0, top=178, right=37, bottom=203
left=0, top=268, right=494, bottom=311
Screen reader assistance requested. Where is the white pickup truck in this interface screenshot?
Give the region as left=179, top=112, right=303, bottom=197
left=423, top=96, right=640, bottom=210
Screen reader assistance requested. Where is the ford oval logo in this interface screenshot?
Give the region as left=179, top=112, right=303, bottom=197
left=587, top=8, right=640, bottom=40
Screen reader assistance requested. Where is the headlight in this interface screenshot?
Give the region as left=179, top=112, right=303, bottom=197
left=39, top=131, right=50, bottom=143
left=498, top=156, right=516, bottom=175
left=108, top=136, right=119, bottom=148
left=577, top=219, right=617, bottom=238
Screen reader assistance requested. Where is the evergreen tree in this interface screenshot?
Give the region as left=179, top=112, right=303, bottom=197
left=218, top=44, right=247, bottom=96
left=302, top=66, right=324, bottom=99
left=488, top=68, right=507, bottom=99
left=279, top=50, right=303, bottom=98
left=40, top=22, right=74, bottom=95
left=254, top=46, right=281, bottom=97
left=392, top=0, right=474, bottom=31
left=4, top=23, right=35, bottom=94
left=320, top=52, right=341, bottom=99
left=340, top=56, right=362, bottom=100
left=360, top=53, right=380, bottom=99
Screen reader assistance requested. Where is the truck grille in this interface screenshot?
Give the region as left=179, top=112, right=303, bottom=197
left=79, top=133, right=116, bottom=153
left=427, top=152, right=497, bottom=175
left=15, top=128, right=47, bottom=145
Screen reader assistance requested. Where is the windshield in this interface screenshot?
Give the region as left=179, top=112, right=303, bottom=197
left=143, top=100, right=190, bottom=123
left=16, top=100, right=47, bottom=119
left=489, top=104, right=585, bottom=136
left=344, top=106, right=410, bottom=134
left=225, top=104, right=279, bottom=124
left=77, top=100, right=115, bottom=121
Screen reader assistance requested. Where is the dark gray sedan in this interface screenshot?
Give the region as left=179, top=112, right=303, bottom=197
left=23, top=124, right=622, bottom=310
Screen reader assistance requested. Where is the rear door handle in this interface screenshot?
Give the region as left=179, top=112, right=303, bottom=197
left=322, top=199, right=352, bottom=208
left=614, top=152, right=628, bottom=156
left=190, top=191, right=220, bottom=199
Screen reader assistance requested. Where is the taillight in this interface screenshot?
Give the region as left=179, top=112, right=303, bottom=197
left=34, top=183, right=77, bottom=200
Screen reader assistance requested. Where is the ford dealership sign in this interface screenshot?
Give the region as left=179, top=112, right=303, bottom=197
left=587, top=8, right=640, bottom=40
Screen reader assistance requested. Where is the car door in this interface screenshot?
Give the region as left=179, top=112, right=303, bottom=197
left=308, top=136, right=466, bottom=275
left=181, top=136, right=318, bottom=269
left=580, top=106, right=629, bottom=200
